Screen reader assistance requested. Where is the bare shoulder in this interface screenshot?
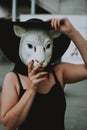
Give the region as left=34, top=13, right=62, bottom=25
left=2, top=72, right=20, bottom=96
left=54, top=62, right=66, bottom=70
left=4, top=71, right=16, bottom=79
left=3, top=72, right=17, bottom=85
left=54, top=62, right=69, bottom=74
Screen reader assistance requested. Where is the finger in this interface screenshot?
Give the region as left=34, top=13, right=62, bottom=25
left=53, top=19, right=59, bottom=30
left=45, top=18, right=54, bottom=28
left=32, top=77, right=47, bottom=85
left=28, top=60, right=34, bottom=73
left=46, top=18, right=58, bottom=30
left=31, top=63, right=43, bottom=75
left=31, top=71, right=48, bottom=80
left=56, top=19, right=61, bottom=30
left=51, top=19, right=55, bottom=28
left=51, top=18, right=58, bottom=29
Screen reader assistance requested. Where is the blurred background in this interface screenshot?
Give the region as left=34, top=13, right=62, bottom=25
left=0, top=0, right=87, bottom=130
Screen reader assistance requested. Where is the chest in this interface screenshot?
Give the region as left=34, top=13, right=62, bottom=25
left=19, top=72, right=56, bottom=94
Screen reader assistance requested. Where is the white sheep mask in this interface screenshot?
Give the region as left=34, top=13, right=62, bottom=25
left=13, top=25, right=61, bottom=68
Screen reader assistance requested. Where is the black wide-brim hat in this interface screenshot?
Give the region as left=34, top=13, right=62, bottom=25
left=0, top=18, right=71, bottom=64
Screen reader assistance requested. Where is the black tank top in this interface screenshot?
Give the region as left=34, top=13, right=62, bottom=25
left=14, top=68, right=66, bottom=130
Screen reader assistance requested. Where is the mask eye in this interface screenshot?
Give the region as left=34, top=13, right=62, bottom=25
left=27, top=43, right=33, bottom=49
left=46, top=43, right=51, bottom=49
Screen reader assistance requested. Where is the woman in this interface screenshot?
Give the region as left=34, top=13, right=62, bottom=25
left=0, top=17, right=87, bottom=130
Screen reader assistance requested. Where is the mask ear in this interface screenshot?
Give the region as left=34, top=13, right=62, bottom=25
left=49, top=30, right=61, bottom=39
left=13, top=25, right=26, bottom=37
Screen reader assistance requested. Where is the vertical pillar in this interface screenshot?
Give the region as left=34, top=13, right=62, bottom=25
left=12, top=0, right=17, bottom=21
left=31, top=0, right=35, bottom=14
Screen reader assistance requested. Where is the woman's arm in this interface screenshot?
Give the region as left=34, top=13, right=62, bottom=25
left=1, top=61, right=48, bottom=130
left=47, top=18, right=87, bottom=85
left=0, top=73, right=36, bottom=130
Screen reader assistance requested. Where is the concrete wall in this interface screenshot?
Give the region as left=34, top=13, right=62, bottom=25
left=37, top=0, right=60, bottom=13
left=0, top=6, right=9, bottom=17
left=37, top=0, right=87, bottom=14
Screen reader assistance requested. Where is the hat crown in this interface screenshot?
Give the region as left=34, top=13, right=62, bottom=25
left=19, top=18, right=51, bottom=30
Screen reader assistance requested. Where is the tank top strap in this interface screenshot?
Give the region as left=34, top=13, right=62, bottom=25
left=49, top=66, right=61, bottom=85
left=13, top=71, right=23, bottom=92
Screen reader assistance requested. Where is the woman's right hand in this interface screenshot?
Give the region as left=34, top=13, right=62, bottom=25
left=46, top=17, right=76, bottom=37
left=28, top=60, right=48, bottom=91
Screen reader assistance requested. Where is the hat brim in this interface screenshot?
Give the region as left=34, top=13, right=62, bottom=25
left=0, top=18, right=71, bottom=64
left=50, top=34, right=70, bottom=64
